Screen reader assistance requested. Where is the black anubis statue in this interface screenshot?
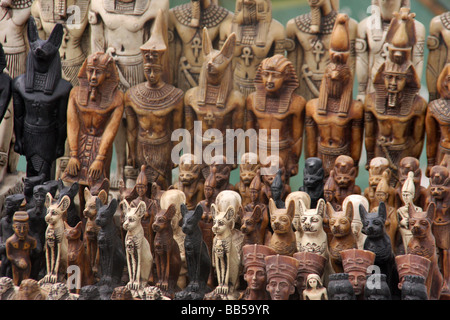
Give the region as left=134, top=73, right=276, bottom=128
left=12, top=17, right=71, bottom=182
left=0, top=43, right=11, bottom=123
left=299, top=157, right=324, bottom=208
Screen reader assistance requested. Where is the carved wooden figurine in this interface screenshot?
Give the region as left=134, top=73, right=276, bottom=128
left=56, top=180, right=80, bottom=228
left=327, top=273, right=356, bottom=300
left=270, top=170, right=285, bottom=209
left=426, top=11, right=450, bottom=102
left=364, top=9, right=427, bottom=181
left=0, top=0, right=31, bottom=181
left=342, top=195, right=369, bottom=250
left=299, top=157, right=324, bottom=209
left=205, top=157, right=234, bottom=199
left=239, top=244, right=275, bottom=300
left=407, top=202, right=444, bottom=300
left=260, top=155, right=291, bottom=204
left=327, top=201, right=357, bottom=273
left=303, top=273, right=328, bottom=300
left=122, top=200, right=153, bottom=293
left=125, top=9, right=184, bottom=190
left=426, top=64, right=450, bottom=172
left=184, top=28, right=245, bottom=167
left=364, top=157, right=396, bottom=211
left=13, top=17, right=71, bottom=182
left=268, top=198, right=297, bottom=257
left=175, top=204, right=211, bottom=300
left=172, top=153, right=204, bottom=211
left=0, top=277, right=17, bottom=300
left=43, top=193, right=70, bottom=284
left=395, top=253, right=431, bottom=292
left=286, top=0, right=357, bottom=101
left=428, top=166, right=450, bottom=294
left=210, top=191, right=243, bottom=299
left=246, top=54, right=306, bottom=183
left=235, top=152, right=260, bottom=207
left=88, top=0, right=169, bottom=183
left=265, top=254, right=299, bottom=300
left=285, top=191, right=310, bottom=252
left=5, top=212, right=36, bottom=286
left=152, top=203, right=182, bottom=298
left=397, top=171, right=421, bottom=252
left=293, top=251, right=327, bottom=299
left=168, top=0, right=233, bottom=91
left=305, top=14, right=364, bottom=177
left=341, top=248, right=376, bottom=300
left=64, top=221, right=94, bottom=292
left=220, top=0, right=285, bottom=98
left=395, top=157, right=429, bottom=210
left=356, top=0, right=425, bottom=102
left=0, top=194, right=25, bottom=278
left=23, top=174, right=46, bottom=210
left=63, top=51, right=123, bottom=207
left=240, top=205, right=271, bottom=247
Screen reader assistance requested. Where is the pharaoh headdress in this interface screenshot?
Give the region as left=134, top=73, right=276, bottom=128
left=318, top=14, right=353, bottom=117
left=254, top=54, right=299, bottom=113
left=232, top=0, right=272, bottom=46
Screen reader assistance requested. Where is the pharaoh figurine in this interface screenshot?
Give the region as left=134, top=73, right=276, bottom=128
left=124, top=10, right=184, bottom=190
left=428, top=166, right=450, bottom=293
left=235, top=152, right=260, bottom=208
left=286, top=0, right=357, bottom=102
left=326, top=155, right=361, bottom=211
left=305, top=14, right=364, bottom=178
left=172, top=153, right=204, bottom=211
left=5, top=212, right=37, bottom=286
left=169, top=0, right=233, bottom=92
left=264, top=254, right=299, bottom=300
left=13, top=18, right=72, bottom=182
left=246, top=54, right=306, bottom=183
left=323, top=166, right=339, bottom=211
left=244, top=169, right=268, bottom=218
left=356, top=1, right=425, bottom=102
left=303, top=274, right=328, bottom=300
left=63, top=51, right=123, bottom=213
left=239, top=244, right=275, bottom=300
left=260, top=154, right=291, bottom=205
left=397, top=171, right=422, bottom=253
left=426, top=11, right=450, bottom=102
left=395, top=157, right=429, bottom=210
left=364, top=9, right=427, bottom=181
left=341, top=248, right=376, bottom=300
left=184, top=28, right=245, bottom=169
left=31, top=0, right=91, bottom=180
left=426, top=64, right=450, bottom=173
left=205, top=156, right=234, bottom=201
left=220, top=0, right=286, bottom=98
left=88, top=0, right=168, bottom=185
left=299, top=157, right=324, bottom=209
left=0, top=0, right=32, bottom=183
left=364, top=157, right=396, bottom=211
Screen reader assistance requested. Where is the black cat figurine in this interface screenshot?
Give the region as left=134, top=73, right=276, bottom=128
left=175, top=204, right=211, bottom=300
left=359, top=202, right=400, bottom=298
left=12, top=17, right=72, bottom=182
left=299, top=157, right=324, bottom=209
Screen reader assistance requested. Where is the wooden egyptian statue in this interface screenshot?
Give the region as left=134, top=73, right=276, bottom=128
left=305, top=14, right=364, bottom=178
left=220, top=0, right=286, bottom=98
left=356, top=0, right=425, bottom=102
left=286, top=0, right=357, bottom=101
left=364, top=8, right=427, bottom=181
left=395, top=157, right=428, bottom=210
left=184, top=28, right=245, bottom=168
left=364, top=157, right=396, bottom=211
left=426, top=64, right=450, bottom=173
left=235, top=152, right=260, bottom=207
left=88, top=0, right=168, bottom=184
left=63, top=51, right=123, bottom=214
left=260, top=154, right=291, bottom=205
left=427, top=10, right=450, bottom=102
left=169, top=0, right=233, bottom=92
left=246, top=54, right=306, bottom=184
left=0, top=0, right=32, bottom=182
left=172, top=153, right=204, bottom=211
left=125, top=9, right=184, bottom=190
left=13, top=17, right=72, bottom=182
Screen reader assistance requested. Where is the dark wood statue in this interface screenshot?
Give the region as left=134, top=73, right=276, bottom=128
left=12, top=17, right=71, bottom=182
left=364, top=9, right=427, bottom=181
left=5, top=211, right=37, bottom=286
left=56, top=180, right=80, bottom=227
left=260, top=155, right=291, bottom=205
left=23, top=173, right=45, bottom=210
left=304, top=14, right=363, bottom=178
left=299, top=157, right=324, bottom=209
left=327, top=273, right=356, bottom=300
left=364, top=157, right=396, bottom=211
left=395, top=157, right=429, bottom=210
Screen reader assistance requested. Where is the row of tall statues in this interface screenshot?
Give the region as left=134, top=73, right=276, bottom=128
left=0, top=0, right=448, bottom=301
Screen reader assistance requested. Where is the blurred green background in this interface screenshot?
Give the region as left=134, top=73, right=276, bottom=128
left=16, top=0, right=448, bottom=192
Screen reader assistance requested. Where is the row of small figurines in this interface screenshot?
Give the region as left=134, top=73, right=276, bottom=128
left=0, top=156, right=445, bottom=300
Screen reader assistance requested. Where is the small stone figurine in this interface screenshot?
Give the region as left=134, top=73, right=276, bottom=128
left=6, top=212, right=37, bottom=286
left=265, top=254, right=299, bottom=300
left=260, top=155, right=291, bottom=204
left=303, top=274, right=328, bottom=300
left=16, top=278, right=45, bottom=300
left=239, top=244, right=275, bottom=301
left=327, top=273, right=356, bottom=300
left=271, top=170, right=285, bottom=209
left=401, top=274, right=428, bottom=300
left=364, top=274, right=392, bottom=300
left=268, top=199, right=297, bottom=257
left=396, top=157, right=429, bottom=210
left=13, top=17, right=71, bottom=182
left=299, top=157, right=324, bottom=209
left=340, top=248, right=376, bottom=299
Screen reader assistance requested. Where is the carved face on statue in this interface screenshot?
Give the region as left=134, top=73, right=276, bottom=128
left=384, top=72, right=407, bottom=95
left=333, top=156, right=357, bottom=189
left=244, top=266, right=267, bottom=290
left=429, top=166, right=449, bottom=201
left=13, top=220, right=29, bottom=241
left=144, top=64, right=163, bottom=87
left=86, top=54, right=111, bottom=89
left=326, top=62, right=352, bottom=99
left=261, top=68, right=285, bottom=95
